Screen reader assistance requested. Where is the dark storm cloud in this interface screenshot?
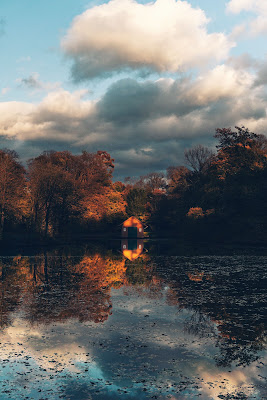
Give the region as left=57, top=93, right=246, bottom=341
left=254, top=61, right=267, bottom=87
left=1, top=65, right=267, bottom=180
left=68, top=51, right=150, bottom=82
left=97, top=77, right=209, bottom=126
left=226, top=54, right=267, bottom=93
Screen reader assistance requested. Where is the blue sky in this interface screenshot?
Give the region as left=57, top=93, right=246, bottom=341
left=0, top=0, right=267, bottom=178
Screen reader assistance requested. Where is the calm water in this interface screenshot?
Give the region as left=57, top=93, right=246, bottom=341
left=0, top=241, right=266, bottom=399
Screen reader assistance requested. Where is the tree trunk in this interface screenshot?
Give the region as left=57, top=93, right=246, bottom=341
left=0, top=211, right=4, bottom=240
left=44, top=203, right=51, bottom=237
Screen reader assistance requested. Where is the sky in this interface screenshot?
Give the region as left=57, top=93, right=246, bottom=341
left=1, top=0, right=267, bottom=179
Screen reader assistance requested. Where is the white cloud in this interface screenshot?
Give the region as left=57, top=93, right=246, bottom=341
left=227, top=0, right=267, bottom=35
left=0, top=89, right=95, bottom=141
left=62, top=0, right=233, bottom=79
left=226, top=0, right=267, bottom=14
left=229, top=23, right=247, bottom=40
left=185, top=64, right=253, bottom=104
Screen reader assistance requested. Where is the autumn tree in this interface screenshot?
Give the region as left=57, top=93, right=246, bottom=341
left=213, top=126, right=267, bottom=179
left=75, top=150, right=114, bottom=193
left=28, top=150, right=116, bottom=235
left=215, top=126, right=259, bottom=150
left=28, top=151, right=82, bottom=236
left=0, top=150, right=26, bottom=239
left=75, top=151, right=123, bottom=223
left=166, top=166, right=191, bottom=195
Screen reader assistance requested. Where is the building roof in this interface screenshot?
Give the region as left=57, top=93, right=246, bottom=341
left=122, top=216, right=143, bottom=228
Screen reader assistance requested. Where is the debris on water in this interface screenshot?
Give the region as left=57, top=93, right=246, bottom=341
left=0, top=251, right=265, bottom=399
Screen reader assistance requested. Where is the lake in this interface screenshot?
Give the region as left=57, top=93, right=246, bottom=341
left=0, top=240, right=266, bottom=399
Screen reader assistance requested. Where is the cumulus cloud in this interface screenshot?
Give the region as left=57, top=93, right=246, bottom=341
left=227, top=0, right=262, bottom=14
left=0, top=89, right=95, bottom=141
left=253, top=58, right=267, bottom=86
left=62, top=0, right=233, bottom=80
left=227, top=0, right=267, bottom=36
left=0, top=65, right=267, bottom=178
left=226, top=53, right=259, bottom=70
left=97, top=65, right=254, bottom=122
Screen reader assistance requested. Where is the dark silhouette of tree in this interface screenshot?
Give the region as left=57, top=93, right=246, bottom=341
left=184, top=144, right=214, bottom=173
left=0, top=150, right=26, bottom=239
left=136, top=172, right=166, bottom=193
left=215, top=126, right=259, bottom=149
left=28, top=151, right=81, bottom=236
left=126, top=188, right=148, bottom=218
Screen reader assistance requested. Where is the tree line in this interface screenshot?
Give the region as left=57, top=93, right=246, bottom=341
left=0, top=149, right=121, bottom=240
left=1, top=126, right=267, bottom=243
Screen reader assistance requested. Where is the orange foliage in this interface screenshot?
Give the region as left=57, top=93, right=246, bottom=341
left=82, top=186, right=126, bottom=221
left=187, top=207, right=204, bottom=219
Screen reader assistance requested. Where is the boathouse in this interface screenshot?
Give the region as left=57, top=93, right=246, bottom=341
left=121, top=216, right=144, bottom=238
left=121, top=239, right=144, bottom=260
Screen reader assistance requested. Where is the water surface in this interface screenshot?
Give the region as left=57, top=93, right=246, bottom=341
left=0, top=242, right=266, bottom=399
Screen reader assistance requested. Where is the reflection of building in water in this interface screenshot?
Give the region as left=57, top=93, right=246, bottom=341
left=121, top=216, right=144, bottom=238
left=121, top=239, right=144, bottom=260
left=187, top=271, right=213, bottom=282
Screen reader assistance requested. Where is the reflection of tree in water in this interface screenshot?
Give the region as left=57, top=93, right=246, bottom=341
left=155, top=256, right=267, bottom=368
left=215, top=325, right=265, bottom=368
left=124, top=255, right=164, bottom=299
left=0, top=250, right=126, bottom=326
left=0, top=250, right=163, bottom=328
left=0, top=250, right=265, bottom=371
left=0, top=256, right=30, bottom=328
left=24, top=250, right=128, bottom=324
left=183, top=310, right=217, bottom=338
left=125, top=255, right=156, bottom=285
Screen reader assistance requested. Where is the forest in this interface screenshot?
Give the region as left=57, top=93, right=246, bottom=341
left=1, top=126, right=267, bottom=245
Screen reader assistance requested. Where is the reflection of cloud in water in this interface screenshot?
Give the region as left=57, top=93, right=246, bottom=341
left=0, top=286, right=265, bottom=399
left=199, top=365, right=265, bottom=399
left=0, top=253, right=266, bottom=399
